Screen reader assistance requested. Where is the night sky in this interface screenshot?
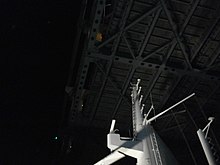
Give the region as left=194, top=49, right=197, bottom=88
left=1, top=0, right=81, bottom=164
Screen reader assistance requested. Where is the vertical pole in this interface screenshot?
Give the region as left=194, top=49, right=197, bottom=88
left=197, top=129, right=216, bottom=165
left=132, top=83, right=143, bottom=133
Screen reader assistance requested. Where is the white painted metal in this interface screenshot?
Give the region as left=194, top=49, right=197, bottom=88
left=110, top=120, right=116, bottom=133
left=147, top=93, right=195, bottom=124
left=197, top=117, right=216, bottom=165
left=202, top=117, right=215, bottom=138
left=197, top=129, right=216, bottom=165
left=94, top=79, right=194, bottom=165
left=150, top=132, right=162, bottom=165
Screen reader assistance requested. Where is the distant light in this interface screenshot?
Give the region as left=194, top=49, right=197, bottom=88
left=54, top=136, right=58, bottom=140
left=96, top=32, right=103, bottom=42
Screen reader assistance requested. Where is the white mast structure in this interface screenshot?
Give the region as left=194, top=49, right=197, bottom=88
left=197, top=117, right=216, bottom=165
left=94, top=79, right=195, bottom=165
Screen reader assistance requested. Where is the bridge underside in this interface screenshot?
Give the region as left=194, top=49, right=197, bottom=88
left=62, top=0, right=220, bottom=164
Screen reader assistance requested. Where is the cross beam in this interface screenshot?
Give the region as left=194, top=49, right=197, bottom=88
left=89, top=53, right=220, bottom=81
left=89, top=0, right=134, bottom=122
left=97, top=5, right=161, bottom=49
left=160, top=0, right=192, bottom=69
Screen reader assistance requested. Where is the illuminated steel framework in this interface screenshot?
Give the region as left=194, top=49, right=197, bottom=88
left=64, top=0, right=220, bottom=164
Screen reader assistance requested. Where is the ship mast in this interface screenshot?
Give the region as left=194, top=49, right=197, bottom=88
left=131, top=79, right=144, bottom=138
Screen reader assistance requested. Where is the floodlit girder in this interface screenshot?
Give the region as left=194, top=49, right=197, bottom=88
left=150, top=0, right=202, bottom=112
left=138, top=9, right=162, bottom=58
left=122, top=34, right=136, bottom=59
left=65, top=0, right=89, bottom=121
left=180, top=0, right=201, bottom=36
left=161, top=0, right=200, bottom=65
left=191, top=16, right=220, bottom=63
left=162, top=40, right=177, bottom=64
left=88, top=0, right=106, bottom=49
left=111, top=0, right=134, bottom=56
left=97, top=5, right=161, bottom=49
left=88, top=53, right=220, bottom=81
left=160, top=0, right=193, bottom=69
left=107, top=6, right=164, bottom=119
left=70, top=59, right=92, bottom=120
left=69, top=0, right=106, bottom=122
left=89, top=0, right=134, bottom=122
left=142, top=0, right=200, bottom=63
left=142, top=40, right=172, bottom=61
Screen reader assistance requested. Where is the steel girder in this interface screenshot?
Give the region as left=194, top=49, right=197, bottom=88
left=139, top=0, right=201, bottom=118
left=88, top=53, right=220, bottom=81
left=122, top=35, right=136, bottom=59
left=88, top=2, right=166, bottom=124
left=138, top=9, right=162, bottom=58
left=97, top=5, right=161, bottom=49
left=190, top=17, right=220, bottom=63
left=142, top=0, right=219, bottom=114
left=110, top=8, right=162, bottom=119
left=89, top=0, right=134, bottom=123
left=160, top=0, right=193, bottom=69
left=69, top=0, right=107, bottom=123
left=70, top=0, right=220, bottom=130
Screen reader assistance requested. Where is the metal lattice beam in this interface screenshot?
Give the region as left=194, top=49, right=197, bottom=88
left=69, top=0, right=106, bottom=122
left=89, top=0, right=134, bottom=122
left=162, top=0, right=201, bottom=64
left=160, top=0, right=193, bottom=69
left=142, top=40, right=172, bottom=61
left=142, top=0, right=200, bottom=63
left=142, top=70, right=161, bottom=104
left=89, top=53, right=220, bottom=81
left=107, top=5, right=163, bottom=118
left=111, top=66, right=136, bottom=118
left=97, top=4, right=161, bottom=49
left=122, top=34, right=136, bottom=59
left=111, top=0, right=134, bottom=55
left=138, top=9, right=162, bottom=58
left=190, top=17, right=220, bottom=63
left=142, top=0, right=203, bottom=114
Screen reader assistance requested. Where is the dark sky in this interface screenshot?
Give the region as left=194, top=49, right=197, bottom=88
left=1, top=0, right=81, bottom=164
